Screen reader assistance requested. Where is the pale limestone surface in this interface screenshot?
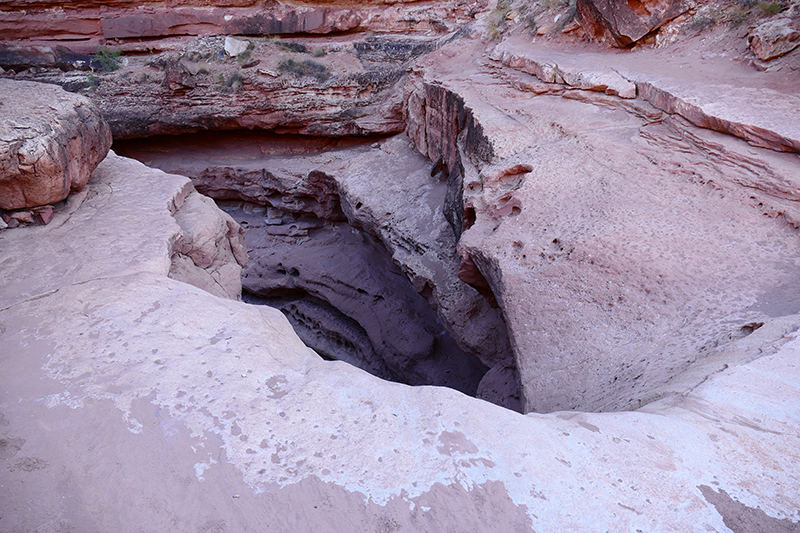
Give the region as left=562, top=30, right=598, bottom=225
left=1, top=150, right=799, bottom=532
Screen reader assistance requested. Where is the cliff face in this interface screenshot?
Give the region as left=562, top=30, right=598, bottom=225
left=3, top=35, right=414, bottom=138
left=0, top=0, right=485, bottom=138
left=0, top=0, right=484, bottom=41
left=404, top=34, right=800, bottom=412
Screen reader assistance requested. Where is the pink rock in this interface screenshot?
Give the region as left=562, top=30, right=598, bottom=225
left=0, top=79, right=111, bottom=210
left=749, top=17, right=800, bottom=61
left=10, top=210, right=34, bottom=224
left=577, top=0, right=689, bottom=47
left=32, top=205, right=54, bottom=225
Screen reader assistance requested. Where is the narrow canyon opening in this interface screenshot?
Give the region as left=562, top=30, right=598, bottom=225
left=115, top=130, right=521, bottom=410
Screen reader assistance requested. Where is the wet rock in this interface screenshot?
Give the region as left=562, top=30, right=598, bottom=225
left=749, top=17, right=800, bottom=62
left=0, top=79, right=111, bottom=210
left=576, top=0, right=690, bottom=47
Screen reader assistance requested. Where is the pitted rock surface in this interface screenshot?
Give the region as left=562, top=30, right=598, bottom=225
left=1, top=146, right=799, bottom=533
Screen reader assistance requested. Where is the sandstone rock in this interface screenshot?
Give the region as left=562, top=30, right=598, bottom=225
left=491, top=39, right=637, bottom=98
left=633, top=77, right=800, bottom=152
left=10, top=210, right=34, bottom=224
left=749, top=17, right=800, bottom=61
left=0, top=79, right=111, bottom=210
left=18, top=36, right=412, bottom=139
left=170, top=189, right=248, bottom=300
left=223, top=36, right=249, bottom=57
left=0, top=1, right=479, bottom=42
left=0, top=43, right=92, bottom=72
left=1, top=140, right=799, bottom=532
left=32, top=205, right=54, bottom=225
left=117, top=132, right=498, bottom=397
left=409, top=40, right=800, bottom=414
left=576, top=0, right=689, bottom=47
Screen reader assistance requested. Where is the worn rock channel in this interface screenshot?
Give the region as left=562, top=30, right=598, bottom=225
left=3, top=0, right=800, bottom=529
left=115, top=130, right=521, bottom=410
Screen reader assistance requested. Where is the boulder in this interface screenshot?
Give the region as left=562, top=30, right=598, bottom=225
left=576, top=0, right=689, bottom=47
left=223, top=36, right=249, bottom=58
left=749, top=17, right=800, bottom=61
left=170, top=190, right=248, bottom=300
left=0, top=79, right=111, bottom=210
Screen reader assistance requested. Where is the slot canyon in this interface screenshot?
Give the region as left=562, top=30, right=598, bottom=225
left=1, top=0, right=799, bottom=530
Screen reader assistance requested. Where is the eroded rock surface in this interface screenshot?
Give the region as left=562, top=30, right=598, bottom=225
left=407, top=34, right=800, bottom=413
left=0, top=0, right=485, bottom=42
left=576, top=0, right=690, bottom=47
left=170, top=189, right=248, bottom=300
left=0, top=79, right=111, bottom=209
left=1, top=143, right=799, bottom=533
left=116, top=132, right=519, bottom=408
left=749, top=17, right=800, bottom=61
left=3, top=1, right=800, bottom=530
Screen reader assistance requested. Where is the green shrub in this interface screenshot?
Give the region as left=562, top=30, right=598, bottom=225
left=92, top=46, right=122, bottom=72
left=278, top=58, right=330, bottom=82
left=275, top=41, right=308, bottom=53
left=758, top=1, right=784, bottom=15
left=226, top=71, right=244, bottom=90
left=538, top=0, right=570, bottom=9
left=487, top=0, right=512, bottom=40
left=685, top=14, right=716, bottom=32
left=216, top=71, right=244, bottom=92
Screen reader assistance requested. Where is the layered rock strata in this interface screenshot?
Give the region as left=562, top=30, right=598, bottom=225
left=576, top=0, right=690, bottom=47
left=3, top=34, right=427, bottom=139
left=0, top=0, right=485, bottom=42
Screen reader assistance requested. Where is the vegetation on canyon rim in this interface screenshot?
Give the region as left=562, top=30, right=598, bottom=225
left=277, top=58, right=331, bottom=82
left=91, top=46, right=122, bottom=72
